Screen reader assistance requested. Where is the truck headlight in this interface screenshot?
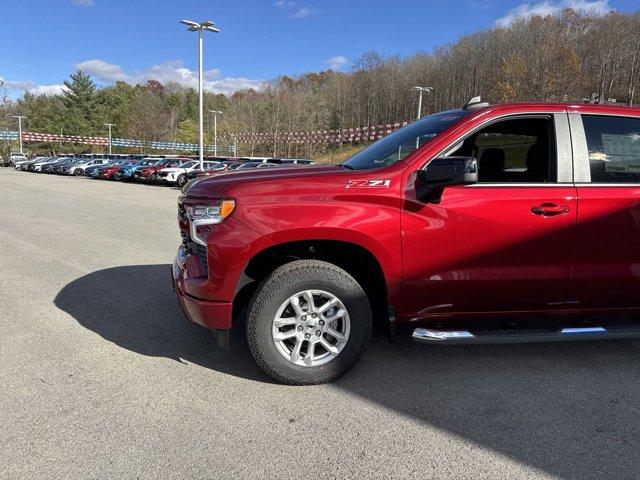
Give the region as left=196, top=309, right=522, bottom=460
left=186, top=199, right=235, bottom=246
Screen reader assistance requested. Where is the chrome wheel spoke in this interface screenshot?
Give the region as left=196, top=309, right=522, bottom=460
left=273, top=330, right=297, bottom=341
left=304, top=342, right=315, bottom=366
left=273, top=317, right=296, bottom=328
left=301, top=290, right=315, bottom=312
left=318, top=297, right=339, bottom=314
left=290, top=295, right=305, bottom=316
left=290, top=338, right=302, bottom=363
left=327, top=328, right=346, bottom=342
left=323, top=308, right=346, bottom=323
left=320, top=337, right=339, bottom=355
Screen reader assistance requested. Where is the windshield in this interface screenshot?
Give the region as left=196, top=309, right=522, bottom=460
left=238, top=163, right=260, bottom=169
left=343, top=110, right=469, bottom=170
left=204, top=162, right=225, bottom=170
left=179, top=161, right=197, bottom=168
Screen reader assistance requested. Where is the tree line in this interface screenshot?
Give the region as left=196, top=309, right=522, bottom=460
left=1, top=9, right=639, bottom=158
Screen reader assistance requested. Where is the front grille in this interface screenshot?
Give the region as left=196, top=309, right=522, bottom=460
left=196, top=244, right=208, bottom=273
left=178, top=201, right=187, bottom=221
left=181, top=239, right=208, bottom=276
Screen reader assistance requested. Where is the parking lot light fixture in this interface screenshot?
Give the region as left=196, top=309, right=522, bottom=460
left=209, top=110, right=222, bottom=156
left=104, top=123, right=115, bottom=154
left=411, top=86, right=433, bottom=120
left=180, top=19, right=221, bottom=170
left=12, top=116, right=27, bottom=154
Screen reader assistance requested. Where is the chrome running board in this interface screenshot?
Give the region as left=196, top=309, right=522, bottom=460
left=412, top=325, right=640, bottom=345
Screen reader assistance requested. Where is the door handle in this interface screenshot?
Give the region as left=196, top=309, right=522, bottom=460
left=531, top=203, right=570, bottom=217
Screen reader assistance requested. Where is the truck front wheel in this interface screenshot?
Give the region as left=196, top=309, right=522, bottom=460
left=246, top=260, right=372, bottom=385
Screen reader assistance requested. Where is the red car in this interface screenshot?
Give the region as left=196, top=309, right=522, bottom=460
left=173, top=99, right=640, bottom=385
left=133, top=158, right=190, bottom=183
left=98, top=161, right=136, bottom=180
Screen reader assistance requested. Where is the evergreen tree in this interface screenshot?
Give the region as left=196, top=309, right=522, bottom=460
left=62, top=70, right=98, bottom=136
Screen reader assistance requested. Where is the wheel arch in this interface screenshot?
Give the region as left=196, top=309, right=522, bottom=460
left=233, top=238, right=394, bottom=331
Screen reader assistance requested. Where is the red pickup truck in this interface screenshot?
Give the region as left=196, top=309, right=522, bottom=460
left=173, top=99, right=640, bottom=385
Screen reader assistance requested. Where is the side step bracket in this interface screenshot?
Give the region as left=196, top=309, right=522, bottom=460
left=412, top=326, right=640, bottom=345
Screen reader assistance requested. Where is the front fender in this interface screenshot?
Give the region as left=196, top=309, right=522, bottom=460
left=233, top=201, right=403, bottom=306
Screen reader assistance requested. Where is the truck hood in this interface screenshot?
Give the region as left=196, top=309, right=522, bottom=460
left=184, top=166, right=343, bottom=199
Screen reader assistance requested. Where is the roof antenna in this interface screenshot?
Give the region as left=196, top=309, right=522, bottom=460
left=463, top=96, right=489, bottom=110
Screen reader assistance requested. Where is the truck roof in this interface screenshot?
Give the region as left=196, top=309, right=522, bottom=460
left=467, top=102, right=640, bottom=116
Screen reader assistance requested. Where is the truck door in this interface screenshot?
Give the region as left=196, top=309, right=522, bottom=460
left=401, top=113, right=578, bottom=318
left=570, top=112, right=640, bottom=309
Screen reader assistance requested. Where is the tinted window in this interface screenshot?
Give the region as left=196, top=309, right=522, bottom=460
left=448, top=116, right=556, bottom=183
left=582, top=115, right=640, bottom=183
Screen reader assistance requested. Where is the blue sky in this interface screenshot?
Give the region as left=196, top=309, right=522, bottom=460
left=1, top=0, right=638, bottom=97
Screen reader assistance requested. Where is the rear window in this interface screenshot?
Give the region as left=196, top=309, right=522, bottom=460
left=583, top=115, right=640, bottom=183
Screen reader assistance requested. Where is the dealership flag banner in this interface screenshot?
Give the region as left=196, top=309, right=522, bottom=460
left=0, top=121, right=408, bottom=152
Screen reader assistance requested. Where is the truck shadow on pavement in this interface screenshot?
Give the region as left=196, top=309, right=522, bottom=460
left=54, top=264, right=264, bottom=381
left=55, top=264, right=640, bottom=480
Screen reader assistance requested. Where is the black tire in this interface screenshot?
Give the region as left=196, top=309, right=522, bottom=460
left=150, top=173, right=158, bottom=183
left=74, top=168, right=84, bottom=176
left=246, top=260, right=372, bottom=385
left=112, top=172, right=122, bottom=181
left=177, top=174, right=187, bottom=187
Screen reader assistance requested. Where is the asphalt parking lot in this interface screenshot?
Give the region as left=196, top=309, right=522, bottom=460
left=2, top=168, right=640, bottom=479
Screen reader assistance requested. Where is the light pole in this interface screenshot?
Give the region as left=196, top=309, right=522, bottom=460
left=181, top=19, right=220, bottom=170
left=209, top=110, right=222, bottom=156
left=411, top=86, right=433, bottom=120
left=104, top=123, right=115, bottom=154
left=12, top=116, right=26, bottom=154
left=59, top=127, right=63, bottom=151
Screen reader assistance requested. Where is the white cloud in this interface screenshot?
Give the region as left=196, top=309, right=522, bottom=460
left=1, top=78, right=35, bottom=90
left=326, top=55, right=348, bottom=71
left=29, top=84, right=69, bottom=96
left=76, top=59, right=264, bottom=95
left=75, top=59, right=127, bottom=82
left=292, top=7, right=319, bottom=18
left=71, top=0, right=95, bottom=6
left=274, top=0, right=296, bottom=7
left=0, top=76, right=68, bottom=96
left=495, top=0, right=612, bottom=27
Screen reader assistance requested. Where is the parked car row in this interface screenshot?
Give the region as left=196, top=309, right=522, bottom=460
left=12, top=154, right=316, bottom=187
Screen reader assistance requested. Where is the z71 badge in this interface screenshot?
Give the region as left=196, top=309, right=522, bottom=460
left=346, top=179, right=391, bottom=188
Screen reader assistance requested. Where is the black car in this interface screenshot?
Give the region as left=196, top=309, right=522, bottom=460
left=41, top=157, right=72, bottom=173
left=50, top=157, right=79, bottom=174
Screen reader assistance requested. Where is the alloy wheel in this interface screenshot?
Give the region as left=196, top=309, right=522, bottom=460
left=271, top=289, right=350, bottom=367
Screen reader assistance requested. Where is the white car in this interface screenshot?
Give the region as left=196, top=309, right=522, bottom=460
left=67, top=158, right=111, bottom=176
left=32, top=157, right=59, bottom=172
left=10, top=154, right=28, bottom=166
left=157, top=160, right=223, bottom=187
left=13, top=157, right=34, bottom=169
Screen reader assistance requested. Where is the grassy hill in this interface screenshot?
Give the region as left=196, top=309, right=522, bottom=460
left=312, top=145, right=366, bottom=165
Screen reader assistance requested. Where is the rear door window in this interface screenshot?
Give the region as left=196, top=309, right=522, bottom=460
left=582, top=115, right=640, bottom=183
